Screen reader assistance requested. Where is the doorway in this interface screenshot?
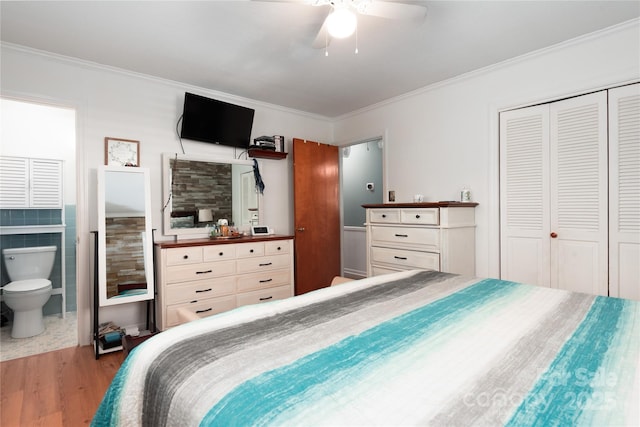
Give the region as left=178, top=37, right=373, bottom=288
left=341, top=138, right=384, bottom=279
left=0, top=97, right=78, bottom=361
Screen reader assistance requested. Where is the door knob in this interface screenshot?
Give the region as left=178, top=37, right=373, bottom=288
left=550, top=232, right=558, bottom=238
left=296, top=227, right=306, bottom=232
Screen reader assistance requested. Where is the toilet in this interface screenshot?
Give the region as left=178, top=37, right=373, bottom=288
left=2, top=246, right=56, bottom=338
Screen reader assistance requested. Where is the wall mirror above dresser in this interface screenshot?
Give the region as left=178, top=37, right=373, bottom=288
left=97, top=165, right=155, bottom=306
left=161, top=153, right=261, bottom=237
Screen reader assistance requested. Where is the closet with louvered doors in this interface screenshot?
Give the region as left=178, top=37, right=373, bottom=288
left=499, top=83, right=639, bottom=300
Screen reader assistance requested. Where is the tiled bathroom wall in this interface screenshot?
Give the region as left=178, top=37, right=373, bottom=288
left=0, top=205, right=76, bottom=318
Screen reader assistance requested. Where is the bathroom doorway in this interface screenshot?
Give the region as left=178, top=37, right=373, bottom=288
left=0, top=97, right=78, bottom=361
left=340, top=138, right=384, bottom=279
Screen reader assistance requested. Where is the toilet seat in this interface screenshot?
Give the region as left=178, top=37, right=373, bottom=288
left=3, top=279, right=52, bottom=293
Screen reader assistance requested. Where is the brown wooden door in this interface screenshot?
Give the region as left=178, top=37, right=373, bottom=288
left=293, top=138, right=340, bottom=295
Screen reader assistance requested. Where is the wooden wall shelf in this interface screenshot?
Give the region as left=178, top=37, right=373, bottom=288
left=248, top=149, right=288, bottom=160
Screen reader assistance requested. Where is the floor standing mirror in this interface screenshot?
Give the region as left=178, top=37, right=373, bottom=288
left=94, top=165, right=154, bottom=358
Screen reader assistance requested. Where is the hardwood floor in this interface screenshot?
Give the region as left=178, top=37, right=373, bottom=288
left=0, top=345, right=123, bottom=426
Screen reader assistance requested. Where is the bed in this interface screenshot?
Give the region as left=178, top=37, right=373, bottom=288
left=92, top=270, right=640, bottom=426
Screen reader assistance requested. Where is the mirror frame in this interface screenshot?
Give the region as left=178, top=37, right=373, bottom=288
left=97, top=165, right=155, bottom=306
left=161, top=153, right=263, bottom=237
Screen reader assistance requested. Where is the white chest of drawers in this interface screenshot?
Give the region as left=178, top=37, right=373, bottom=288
left=155, top=236, right=294, bottom=330
left=364, top=203, right=477, bottom=277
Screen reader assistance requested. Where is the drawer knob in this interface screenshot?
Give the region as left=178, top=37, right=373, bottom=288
left=250, top=249, right=254, bottom=253
left=259, top=296, right=273, bottom=301
left=219, top=252, right=224, bottom=256
left=183, top=255, right=189, bottom=259
left=416, top=214, right=421, bottom=219
left=382, top=214, right=386, bottom=218
left=277, top=246, right=281, bottom=251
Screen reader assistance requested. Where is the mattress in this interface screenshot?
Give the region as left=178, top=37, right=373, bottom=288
left=92, top=270, right=640, bottom=426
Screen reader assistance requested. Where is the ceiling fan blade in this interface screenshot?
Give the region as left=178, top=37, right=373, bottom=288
left=357, top=1, right=427, bottom=21
left=311, top=11, right=332, bottom=49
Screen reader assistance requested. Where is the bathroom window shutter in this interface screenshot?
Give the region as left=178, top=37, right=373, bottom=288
left=0, top=157, right=29, bottom=208
left=0, top=156, right=62, bottom=209
left=29, top=159, right=63, bottom=208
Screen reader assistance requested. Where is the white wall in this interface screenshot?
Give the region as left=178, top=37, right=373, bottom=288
left=1, top=44, right=332, bottom=344
left=333, top=19, right=640, bottom=279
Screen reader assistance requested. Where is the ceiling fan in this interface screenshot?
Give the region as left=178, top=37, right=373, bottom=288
left=260, top=0, right=428, bottom=49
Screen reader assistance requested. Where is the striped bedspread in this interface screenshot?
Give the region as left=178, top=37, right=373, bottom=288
left=92, top=270, right=640, bottom=426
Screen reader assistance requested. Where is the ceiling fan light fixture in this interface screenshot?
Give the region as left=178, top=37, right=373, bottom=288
left=326, top=8, right=357, bottom=39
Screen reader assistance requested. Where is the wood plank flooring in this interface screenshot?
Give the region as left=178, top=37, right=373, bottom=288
left=0, top=345, right=123, bottom=426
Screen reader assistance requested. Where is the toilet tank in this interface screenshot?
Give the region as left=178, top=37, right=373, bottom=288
left=2, top=246, right=57, bottom=282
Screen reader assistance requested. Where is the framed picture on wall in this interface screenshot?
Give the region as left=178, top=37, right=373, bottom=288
left=105, top=137, right=140, bottom=167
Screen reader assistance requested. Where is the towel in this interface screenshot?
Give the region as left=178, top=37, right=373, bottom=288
left=253, top=159, right=265, bottom=194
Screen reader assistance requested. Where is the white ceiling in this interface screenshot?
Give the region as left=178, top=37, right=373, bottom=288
left=1, top=1, right=638, bottom=117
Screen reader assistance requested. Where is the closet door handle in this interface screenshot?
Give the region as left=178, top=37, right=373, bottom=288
left=550, top=232, right=558, bottom=238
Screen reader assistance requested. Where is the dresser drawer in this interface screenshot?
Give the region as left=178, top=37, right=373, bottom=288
left=203, top=245, right=236, bottom=261
left=369, top=209, right=400, bottom=223
left=236, top=242, right=265, bottom=258
left=371, top=266, right=405, bottom=276
left=371, top=246, right=439, bottom=270
left=165, top=260, right=236, bottom=284
left=371, top=226, right=439, bottom=250
left=400, top=208, right=439, bottom=225
left=265, top=240, right=289, bottom=255
left=164, top=276, right=236, bottom=304
left=236, top=284, right=292, bottom=307
left=166, top=247, right=203, bottom=266
left=166, top=295, right=236, bottom=327
left=237, top=269, right=291, bottom=293
left=236, top=254, right=291, bottom=274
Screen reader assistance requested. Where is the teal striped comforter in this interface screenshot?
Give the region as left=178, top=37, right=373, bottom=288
left=93, top=270, right=640, bottom=426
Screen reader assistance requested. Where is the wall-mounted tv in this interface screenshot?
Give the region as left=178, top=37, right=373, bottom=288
left=180, top=92, right=255, bottom=149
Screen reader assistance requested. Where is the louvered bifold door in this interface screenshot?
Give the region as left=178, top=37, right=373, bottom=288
left=499, top=105, right=550, bottom=287
left=550, top=91, right=608, bottom=296
left=609, top=83, right=640, bottom=301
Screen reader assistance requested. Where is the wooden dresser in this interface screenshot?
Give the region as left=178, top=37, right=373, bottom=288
left=363, top=203, right=478, bottom=277
left=155, top=235, right=294, bottom=330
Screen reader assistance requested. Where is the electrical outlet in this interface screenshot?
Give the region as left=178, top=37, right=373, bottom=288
left=389, top=190, right=395, bottom=202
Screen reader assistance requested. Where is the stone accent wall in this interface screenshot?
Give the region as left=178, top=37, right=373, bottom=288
left=171, top=159, right=232, bottom=222
left=105, top=216, right=147, bottom=298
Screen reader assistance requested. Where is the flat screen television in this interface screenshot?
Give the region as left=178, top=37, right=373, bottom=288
left=180, top=92, right=255, bottom=148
